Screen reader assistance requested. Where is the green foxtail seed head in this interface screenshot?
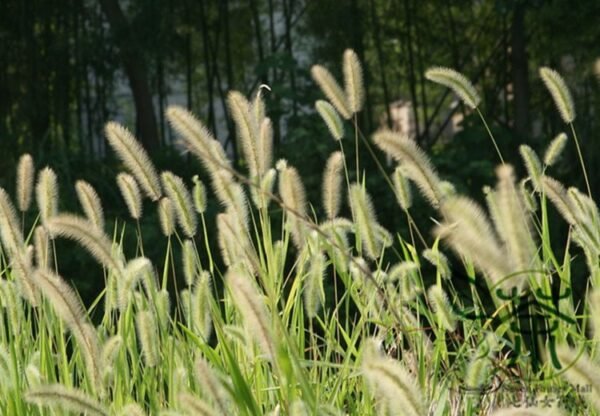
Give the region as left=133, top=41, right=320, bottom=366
left=0, top=187, right=25, bottom=256
left=158, top=197, right=175, bottom=237
left=311, top=65, right=352, bottom=119
left=348, top=183, right=382, bottom=260
left=34, top=225, right=50, bottom=270
left=361, top=337, right=427, bottom=416
left=25, top=385, right=108, bottom=416
left=116, top=173, right=142, bottom=220
left=46, top=214, right=125, bottom=275
left=16, top=153, right=34, bottom=212
left=192, top=175, right=207, bottom=214
left=258, top=117, right=274, bottom=176
left=315, top=100, right=344, bottom=141
left=436, top=196, right=510, bottom=286
left=392, top=166, right=412, bottom=210
left=556, top=346, right=600, bottom=412
left=494, top=164, right=539, bottom=281
left=422, top=248, right=450, bottom=279
left=425, top=66, right=481, bottom=109
left=427, top=284, right=456, bottom=331
left=36, top=167, right=58, bottom=226
left=277, top=160, right=308, bottom=248
left=228, top=90, right=259, bottom=178
left=31, top=270, right=101, bottom=393
left=322, top=151, right=344, bottom=219
left=519, top=145, right=542, bottom=190
left=539, top=67, right=575, bottom=123
left=136, top=310, right=159, bottom=367
left=227, top=268, right=275, bottom=360
left=194, top=357, right=230, bottom=413
left=192, top=271, right=213, bottom=340
left=75, top=180, right=104, bottom=231
left=161, top=171, right=197, bottom=237
left=373, top=130, right=442, bottom=207
left=343, top=49, right=365, bottom=114
left=541, top=176, right=577, bottom=225
left=544, top=132, right=568, bottom=166
left=303, top=252, right=326, bottom=318
left=105, top=122, right=161, bottom=200
left=182, top=239, right=198, bottom=287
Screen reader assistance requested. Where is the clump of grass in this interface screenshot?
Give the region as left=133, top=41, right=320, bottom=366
left=3, top=52, right=600, bottom=416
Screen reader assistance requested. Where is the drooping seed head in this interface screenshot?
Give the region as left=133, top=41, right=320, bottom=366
left=311, top=65, right=352, bottom=119
left=25, top=385, right=108, bottom=416
left=75, top=180, right=104, bottom=231
left=116, top=173, right=143, bottom=220
left=105, top=122, right=162, bottom=200
left=544, top=132, right=568, bottom=166
left=161, top=171, right=197, bottom=237
left=422, top=248, right=451, bottom=280
left=315, top=100, right=344, bottom=142
left=373, top=130, right=442, bottom=207
left=427, top=284, right=456, bottom=331
left=539, top=67, right=576, bottom=123
left=46, top=214, right=125, bottom=275
left=425, top=66, right=481, bottom=109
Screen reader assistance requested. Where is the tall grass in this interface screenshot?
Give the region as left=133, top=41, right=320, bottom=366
left=0, top=52, right=597, bottom=416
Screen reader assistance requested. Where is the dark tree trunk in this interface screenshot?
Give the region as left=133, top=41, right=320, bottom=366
left=99, top=0, right=159, bottom=152
left=511, top=2, right=530, bottom=138
left=403, top=0, right=420, bottom=138
left=369, top=0, right=392, bottom=129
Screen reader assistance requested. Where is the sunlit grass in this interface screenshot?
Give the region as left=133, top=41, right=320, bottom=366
left=0, top=51, right=597, bottom=416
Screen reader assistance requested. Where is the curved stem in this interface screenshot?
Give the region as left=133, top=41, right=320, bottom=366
left=476, top=108, right=504, bottom=165
left=569, top=122, right=592, bottom=198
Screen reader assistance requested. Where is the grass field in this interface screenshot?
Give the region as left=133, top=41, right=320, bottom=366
left=0, top=50, right=598, bottom=415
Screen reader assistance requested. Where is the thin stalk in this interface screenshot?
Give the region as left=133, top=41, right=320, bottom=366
left=136, top=219, right=145, bottom=257
left=569, top=122, right=592, bottom=197
left=354, top=114, right=360, bottom=181
left=476, top=108, right=504, bottom=164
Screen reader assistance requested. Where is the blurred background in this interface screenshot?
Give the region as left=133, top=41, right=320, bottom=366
left=1, top=0, right=599, bottom=301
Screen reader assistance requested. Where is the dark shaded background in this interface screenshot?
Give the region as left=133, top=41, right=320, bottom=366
left=1, top=0, right=599, bottom=303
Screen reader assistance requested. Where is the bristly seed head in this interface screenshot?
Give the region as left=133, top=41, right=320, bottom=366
left=343, top=49, right=365, bottom=114
left=425, top=66, right=481, bottom=109
left=539, top=67, right=576, bottom=123
left=16, top=153, right=35, bottom=213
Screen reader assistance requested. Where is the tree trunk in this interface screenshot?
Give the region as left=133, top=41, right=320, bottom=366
left=511, top=2, right=530, bottom=138
left=99, top=0, right=159, bottom=152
